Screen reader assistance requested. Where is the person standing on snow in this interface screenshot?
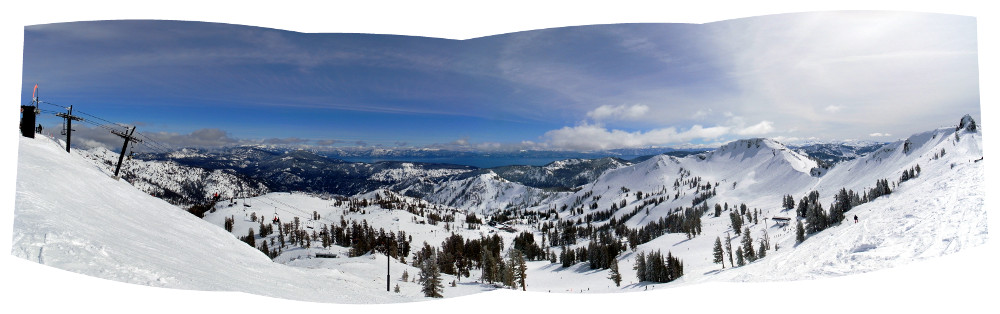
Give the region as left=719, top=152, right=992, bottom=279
left=854, top=215, right=859, bottom=224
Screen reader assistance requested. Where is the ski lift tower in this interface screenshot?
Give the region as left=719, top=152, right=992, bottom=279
left=111, top=126, right=142, bottom=179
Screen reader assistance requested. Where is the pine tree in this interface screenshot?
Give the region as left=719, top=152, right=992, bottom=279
left=730, top=212, right=743, bottom=234
left=419, top=251, right=444, bottom=298
left=757, top=239, right=767, bottom=259
left=725, top=233, right=734, bottom=267
left=805, top=195, right=828, bottom=234
left=394, top=283, right=400, bottom=293
left=480, top=249, right=496, bottom=284
left=782, top=195, right=795, bottom=210
left=761, top=229, right=770, bottom=251
left=501, top=259, right=515, bottom=289
left=511, top=249, right=527, bottom=291
left=741, top=227, right=755, bottom=263
left=634, top=251, right=647, bottom=282
left=795, top=220, right=805, bottom=244
left=829, top=200, right=844, bottom=225
left=257, top=240, right=270, bottom=257
left=796, top=198, right=808, bottom=218
left=608, top=259, right=622, bottom=287
left=712, top=236, right=725, bottom=269
left=735, top=247, right=745, bottom=266
left=242, top=228, right=256, bottom=247
left=645, top=251, right=658, bottom=283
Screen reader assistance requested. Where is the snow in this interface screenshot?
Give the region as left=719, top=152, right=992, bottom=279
left=75, top=145, right=268, bottom=203
left=370, top=163, right=469, bottom=182
left=7, top=117, right=989, bottom=307
left=11, top=135, right=439, bottom=303
left=418, top=171, right=559, bottom=215
left=204, top=189, right=503, bottom=260
left=509, top=119, right=986, bottom=293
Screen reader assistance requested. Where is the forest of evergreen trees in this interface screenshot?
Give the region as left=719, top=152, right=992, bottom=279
left=791, top=170, right=920, bottom=244
left=634, top=250, right=684, bottom=283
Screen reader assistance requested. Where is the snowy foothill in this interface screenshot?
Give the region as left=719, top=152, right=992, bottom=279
left=485, top=116, right=986, bottom=294
left=11, top=135, right=447, bottom=303
left=8, top=115, right=990, bottom=308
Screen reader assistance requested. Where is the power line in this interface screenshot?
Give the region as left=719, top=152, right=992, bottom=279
left=74, top=109, right=123, bottom=128
left=260, top=193, right=339, bottom=227
left=133, top=132, right=170, bottom=149
left=78, top=119, right=120, bottom=132
left=38, top=101, right=68, bottom=109
left=136, top=141, right=170, bottom=154
left=129, top=138, right=171, bottom=155
left=131, top=132, right=174, bottom=154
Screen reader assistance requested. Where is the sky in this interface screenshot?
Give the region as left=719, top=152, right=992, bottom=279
left=3, top=1, right=998, bottom=314
left=20, top=12, right=980, bottom=152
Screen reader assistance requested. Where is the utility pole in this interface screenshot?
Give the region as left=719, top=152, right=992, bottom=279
left=54, top=105, right=83, bottom=153
left=111, top=126, right=142, bottom=179
left=385, top=239, right=391, bottom=292
left=387, top=248, right=391, bottom=292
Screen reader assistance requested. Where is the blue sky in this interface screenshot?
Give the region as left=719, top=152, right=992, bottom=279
left=20, top=12, right=980, bottom=151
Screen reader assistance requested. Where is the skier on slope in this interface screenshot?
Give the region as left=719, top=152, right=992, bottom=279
left=854, top=215, right=859, bottom=224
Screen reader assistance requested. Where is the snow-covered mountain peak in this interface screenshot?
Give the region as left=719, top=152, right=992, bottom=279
left=544, top=158, right=586, bottom=170
left=705, top=137, right=816, bottom=175
left=716, top=138, right=786, bottom=152
left=958, top=114, right=979, bottom=133
left=167, top=148, right=207, bottom=159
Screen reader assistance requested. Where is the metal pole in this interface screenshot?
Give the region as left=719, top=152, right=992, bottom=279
left=114, top=126, right=135, bottom=178
left=65, top=105, right=73, bottom=153
left=386, top=241, right=390, bottom=292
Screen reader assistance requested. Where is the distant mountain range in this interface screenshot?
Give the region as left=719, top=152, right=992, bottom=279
left=788, top=142, right=886, bottom=167
left=104, top=137, right=884, bottom=207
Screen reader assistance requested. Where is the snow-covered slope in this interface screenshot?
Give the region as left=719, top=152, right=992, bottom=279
left=11, top=135, right=420, bottom=303
left=9, top=115, right=987, bottom=303
left=487, top=157, right=631, bottom=190
left=414, top=171, right=560, bottom=215
left=791, top=141, right=886, bottom=166
left=76, top=145, right=269, bottom=205
left=513, top=115, right=986, bottom=292
left=533, top=137, right=820, bottom=228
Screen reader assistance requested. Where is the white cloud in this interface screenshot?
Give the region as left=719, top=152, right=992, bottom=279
left=586, top=104, right=650, bottom=121
left=543, top=123, right=729, bottom=151
left=734, top=120, right=774, bottom=136
left=545, top=108, right=777, bottom=150
left=869, top=133, right=892, bottom=137
left=692, top=109, right=713, bottom=119
left=706, top=12, right=979, bottom=139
